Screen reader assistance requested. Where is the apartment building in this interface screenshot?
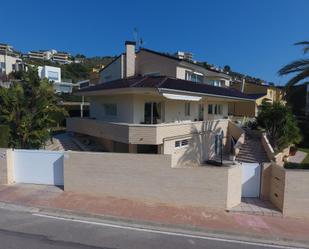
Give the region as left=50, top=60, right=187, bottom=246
left=52, top=52, right=71, bottom=64
left=67, top=41, right=256, bottom=167
left=27, top=49, right=71, bottom=64
left=0, top=43, right=14, bottom=54
left=100, top=41, right=231, bottom=87
left=228, top=79, right=285, bottom=117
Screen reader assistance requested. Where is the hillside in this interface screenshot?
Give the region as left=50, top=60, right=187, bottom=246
left=23, top=56, right=116, bottom=83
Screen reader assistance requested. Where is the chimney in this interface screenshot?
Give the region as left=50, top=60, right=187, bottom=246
left=125, top=41, right=136, bottom=78
left=241, top=78, right=245, bottom=92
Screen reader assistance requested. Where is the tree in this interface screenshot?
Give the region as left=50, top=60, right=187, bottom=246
left=0, top=67, right=67, bottom=149
left=256, top=101, right=301, bottom=151
left=278, top=41, right=309, bottom=89
left=223, top=65, right=231, bottom=72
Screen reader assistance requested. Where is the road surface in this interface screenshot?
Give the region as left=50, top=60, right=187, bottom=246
left=0, top=208, right=304, bottom=249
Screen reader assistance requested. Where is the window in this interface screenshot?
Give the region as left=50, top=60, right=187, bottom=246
left=104, top=103, right=117, bottom=116
left=208, top=104, right=213, bottom=114
left=0, top=62, right=5, bottom=71
left=143, top=72, right=160, bottom=76
left=207, top=80, right=222, bottom=87
left=48, top=71, right=59, bottom=81
left=185, top=71, right=203, bottom=83
left=185, top=102, right=191, bottom=116
left=208, top=104, right=223, bottom=115
left=175, top=139, right=189, bottom=148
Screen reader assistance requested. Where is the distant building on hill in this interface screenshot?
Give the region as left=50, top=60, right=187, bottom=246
left=26, top=49, right=71, bottom=64
left=0, top=43, right=24, bottom=76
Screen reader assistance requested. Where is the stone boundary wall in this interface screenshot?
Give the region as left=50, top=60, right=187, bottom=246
left=261, top=162, right=309, bottom=218
left=64, top=151, right=242, bottom=209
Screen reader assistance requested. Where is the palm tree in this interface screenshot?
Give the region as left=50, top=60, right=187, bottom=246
left=278, top=41, right=309, bottom=89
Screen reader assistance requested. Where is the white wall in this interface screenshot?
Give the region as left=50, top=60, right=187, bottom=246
left=100, top=55, right=124, bottom=83
left=89, top=95, right=134, bottom=123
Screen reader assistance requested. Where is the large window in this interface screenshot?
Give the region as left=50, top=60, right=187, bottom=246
left=208, top=104, right=223, bottom=115
left=206, top=79, right=224, bottom=87
left=185, top=102, right=191, bottom=116
left=144, top=102, right=163, bottom=124
left=104, top=103, right=117, bottom=116
left=48, top=71, right=59, bottom=81
left=185, top=71, right=203, bottom=83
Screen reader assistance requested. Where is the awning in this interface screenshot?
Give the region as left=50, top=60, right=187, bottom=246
left=162, top=93, right=202, bottom=101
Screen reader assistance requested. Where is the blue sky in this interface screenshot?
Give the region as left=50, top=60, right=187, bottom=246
left=1, top=0, right=308, bottom=84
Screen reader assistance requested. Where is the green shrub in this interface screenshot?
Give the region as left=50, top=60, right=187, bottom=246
left=0, top=125, right=9, bottom=148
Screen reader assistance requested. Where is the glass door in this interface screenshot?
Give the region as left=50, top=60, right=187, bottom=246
left=144, top=102, right=163, bottom=124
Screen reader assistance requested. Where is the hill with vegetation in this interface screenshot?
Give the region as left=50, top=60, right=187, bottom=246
left=22, top=56, right=116, bottom=83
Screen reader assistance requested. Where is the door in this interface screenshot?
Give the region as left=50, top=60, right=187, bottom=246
left=241, top=163, right=261, bottom=198
left=144, top=102, right=163, bottom=124
left=13, top=150, right=64, bottom=186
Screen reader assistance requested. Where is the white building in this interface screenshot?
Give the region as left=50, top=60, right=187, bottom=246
left=38, top=65, right=61, bottom=82
left=0, top=53, right=23, bottom=75
left=37, top=65, right=88, bottom=94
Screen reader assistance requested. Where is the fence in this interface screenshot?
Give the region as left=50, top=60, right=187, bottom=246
left=64, top=151, right=241, bottom=209
left=0, top=148, right=242, bottom=210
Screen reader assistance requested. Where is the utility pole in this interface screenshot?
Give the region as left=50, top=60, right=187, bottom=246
left=80, top=96, right=84, bottom=118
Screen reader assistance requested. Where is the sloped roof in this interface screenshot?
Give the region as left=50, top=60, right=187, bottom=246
left=78, top=76, right=256, bottom=101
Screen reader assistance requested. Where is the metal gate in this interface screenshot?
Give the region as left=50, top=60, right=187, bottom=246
left=241, top=163, right=261, bottom=198
left=13, top=150, right=64, bottom=186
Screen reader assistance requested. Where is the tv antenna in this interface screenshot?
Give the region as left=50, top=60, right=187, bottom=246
left=133, top=27, right=144, bottom=49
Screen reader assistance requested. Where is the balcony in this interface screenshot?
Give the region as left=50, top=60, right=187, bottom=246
left=66, top=117, right=229, bottom=145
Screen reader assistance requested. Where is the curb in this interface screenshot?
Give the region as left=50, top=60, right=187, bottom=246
left=0, top=201, right=308, bottom=248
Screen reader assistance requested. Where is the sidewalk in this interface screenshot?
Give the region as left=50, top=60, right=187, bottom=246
left=0, top=183, right=309, bottom=246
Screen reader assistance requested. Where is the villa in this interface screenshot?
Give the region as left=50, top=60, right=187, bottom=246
left=67, top=41, right=257, bottom=167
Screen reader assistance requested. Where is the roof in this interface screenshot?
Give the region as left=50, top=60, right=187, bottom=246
left=77, top=76, right=256, bottom=101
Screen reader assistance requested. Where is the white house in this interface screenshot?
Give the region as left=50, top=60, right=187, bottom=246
left=38, top=65, right=61, bottom=83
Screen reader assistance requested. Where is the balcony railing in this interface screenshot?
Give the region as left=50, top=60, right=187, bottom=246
left=67, top=117, right=229, bottom=145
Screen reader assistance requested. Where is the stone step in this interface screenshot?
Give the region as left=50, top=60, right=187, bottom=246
left=236, top=131, right=269, bottom=163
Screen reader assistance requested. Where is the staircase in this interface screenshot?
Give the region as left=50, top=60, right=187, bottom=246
left=236, top=130, right=269, bottom=163
left=45, top=133, right=82, bottom=151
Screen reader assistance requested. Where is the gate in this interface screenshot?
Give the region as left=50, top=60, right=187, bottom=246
left=241, top=163, right=261, bottom=198
left=13, top=150, right=64, bottom=186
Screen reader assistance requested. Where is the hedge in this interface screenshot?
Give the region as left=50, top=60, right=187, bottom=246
left=0, top=125, right=9, bottom=148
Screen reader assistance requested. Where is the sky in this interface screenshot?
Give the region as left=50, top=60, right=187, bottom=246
left=1, top=0, right=308, bottom=84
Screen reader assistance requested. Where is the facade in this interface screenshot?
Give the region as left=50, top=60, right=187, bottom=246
left=0, top=43, right=14, bottom=54
left=100, top=41, right=231, bottom=87
left=67, top=75, right=255, bottom=167
left=0, top=54, right=23, bottom=76
left=229, top=80, right=285, bottom=117
left=0, top=43, right=23, bottom=76
left=52, top=52, right=71, bottom=64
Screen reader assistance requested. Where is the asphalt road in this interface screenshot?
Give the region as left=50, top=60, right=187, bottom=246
left=0, top=208, right=304, bottom=249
